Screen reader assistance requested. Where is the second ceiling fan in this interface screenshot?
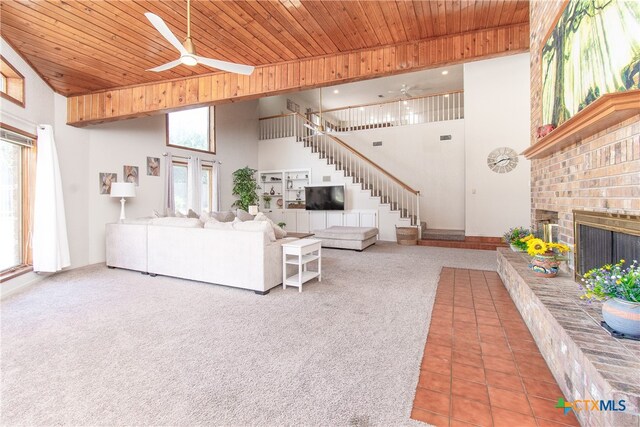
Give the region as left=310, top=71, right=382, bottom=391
left=145, top=0, right=254, bottom=75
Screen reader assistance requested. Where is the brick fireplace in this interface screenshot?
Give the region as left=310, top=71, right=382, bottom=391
left=529, top=1, right=640, bottom=271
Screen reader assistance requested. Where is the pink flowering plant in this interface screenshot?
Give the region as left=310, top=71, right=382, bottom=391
left=580, top=260, right=640, bottom=303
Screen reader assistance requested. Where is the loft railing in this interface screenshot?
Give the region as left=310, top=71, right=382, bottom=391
left=260, top=112, right=421, bottom=227
left=259, top=90, right=464, bottom=140
left=310, top=90, right=464, bottom=133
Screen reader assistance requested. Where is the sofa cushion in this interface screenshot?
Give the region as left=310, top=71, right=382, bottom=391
left=254, top=212, right=287, bottom=239
left=235, top=208, right=255, bottom=222
left=210, top=210, right=236, bottom=222
left=233, top=220, right=276, bottom=242
left=204, top=217, right=241, bottom=230
left=120, top=217, right=154, bottom=225
left=187, top=209, right=200, bottom=218
left=150, top=217, right=203, bottom=228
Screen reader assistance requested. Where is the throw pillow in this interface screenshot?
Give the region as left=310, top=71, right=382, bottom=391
left=210, top=210, right=236, bottom=222
left=235, top=208, right=255, bottom=222
left=187, top=209, right=200, bottom=219
left=254, top=212, right=287, bottom=239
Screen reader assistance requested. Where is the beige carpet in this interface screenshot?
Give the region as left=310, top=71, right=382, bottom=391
left=1, top=242, right=496, bottom=426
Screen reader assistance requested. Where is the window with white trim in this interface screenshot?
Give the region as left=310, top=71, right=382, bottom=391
left=167, top=106, right=215, bottom=154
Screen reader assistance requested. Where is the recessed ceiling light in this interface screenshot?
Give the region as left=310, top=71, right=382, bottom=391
left=441, top=70, right=449, bottom=75
left=333, top=89, right=339, bottom=94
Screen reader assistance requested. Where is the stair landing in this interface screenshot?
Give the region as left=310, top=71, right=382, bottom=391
left=422, top=229, right=465, bottom=241
left=419, top=233, right=507, bottom=251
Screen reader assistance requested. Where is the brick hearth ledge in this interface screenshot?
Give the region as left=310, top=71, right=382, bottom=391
left=497, top=248, right=640, bottom=427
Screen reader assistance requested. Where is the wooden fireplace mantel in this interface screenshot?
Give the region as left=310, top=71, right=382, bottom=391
left=523, top=90, right=640, bottom=160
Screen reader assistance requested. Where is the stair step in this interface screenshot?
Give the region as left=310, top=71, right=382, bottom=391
left=422, top=229, right=465, bottom=241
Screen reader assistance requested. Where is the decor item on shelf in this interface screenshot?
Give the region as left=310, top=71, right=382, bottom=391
left=263, top=196, right=271, bottom=209
left=110, top=182, right=136, bottom=220
left=231, top=166, right=260, bottom=211
left=287, top=202, right=304, bottom=209
left=261, top=174, right=266, bottom=182
left=248, top=205, right=259, bottom=216
left=525, top=238, right=570, bottom=278
left=277, top=222, right=286, bottom=229
left=502, top=226, right=530, bottom=252
left=536, top=124, right=556, bottom=139
left=579, top=259, right=640, bottom=338
left=276, top=198, right=283, bottom=207
left=287, top=180, right=293, bottom=189
left=296, top=190, right=302, bottom=200
left=146, top=157, right=160, bottom=176
left=269, top=186, right=275, bottom=195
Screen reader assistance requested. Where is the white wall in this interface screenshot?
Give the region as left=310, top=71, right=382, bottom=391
left=1, top=38, right=88, bottom=296
left=336, top=121, right=466, bottom=230
left=214, top=101, right=259, bottom=210
left=463, top=53, right=531, bottom=236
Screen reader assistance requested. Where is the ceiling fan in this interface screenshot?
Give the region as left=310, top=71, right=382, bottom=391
left=387, top=84, right=429, bottom=99
left=145, top=0, right=254, bottom=75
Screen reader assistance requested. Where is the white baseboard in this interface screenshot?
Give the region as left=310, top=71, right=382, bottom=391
left=1, top=271, right=47, bottom=300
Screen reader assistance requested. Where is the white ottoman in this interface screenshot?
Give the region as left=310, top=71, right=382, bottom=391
left=314, top=226, right=378, bottom=251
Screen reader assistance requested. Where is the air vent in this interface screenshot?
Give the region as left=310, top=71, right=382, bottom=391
left=373, top=141, right=382, bottom=147
left=0, top=128, right=34, bottom=147
left=323, top=176, right=331, bottom=182
left=440, top=135, right=452, bottom=141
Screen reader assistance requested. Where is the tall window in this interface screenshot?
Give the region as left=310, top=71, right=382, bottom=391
left=0, top=126, right=35, bottom=278
left=0, top=56, right=25, bottom=107
left=167, top=106, right=215, bottom=154
left=171, top=162, right=214, bottom=214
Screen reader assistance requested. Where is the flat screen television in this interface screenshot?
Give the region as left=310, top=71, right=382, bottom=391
left=305, top=185, right=345, bottom=211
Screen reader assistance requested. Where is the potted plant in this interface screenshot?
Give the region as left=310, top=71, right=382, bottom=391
left=524, top=237, right=570, bottom=278
left=263, top=196, right=272, bottom=209
left=232, top=167, right=260, bottom=211
left=580, top=260, right=640, bottom=337
left=502, top=227, right=531, bottom=252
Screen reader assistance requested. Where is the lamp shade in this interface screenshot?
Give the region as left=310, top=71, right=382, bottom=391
left=248, top=205, right=259, bottom=216
left=110, top=182, right=136, bottom=198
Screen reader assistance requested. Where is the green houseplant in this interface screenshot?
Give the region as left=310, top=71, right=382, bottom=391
left=231, top=167, right=260, bottom=211
left=502, top=227, right=531, bottom=251
left=580, top=260, right=640, bottom=337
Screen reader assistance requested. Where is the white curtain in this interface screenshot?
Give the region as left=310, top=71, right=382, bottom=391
left=163, top=153, right=174, bottom=215
left=187, top=156, right=202, bottom=213
left=212, top=161, right=221, bottom=212
left=32, top=125, right=70, bottom=272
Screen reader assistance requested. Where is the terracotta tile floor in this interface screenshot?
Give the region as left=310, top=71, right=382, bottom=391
left=411, top=268, right=581, bottom=427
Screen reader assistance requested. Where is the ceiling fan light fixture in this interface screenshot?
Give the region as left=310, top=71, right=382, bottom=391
left=180, top=54, right=198, bottom=66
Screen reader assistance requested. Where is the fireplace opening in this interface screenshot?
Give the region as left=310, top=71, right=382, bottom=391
left=574, top=211, right=640, bottom=277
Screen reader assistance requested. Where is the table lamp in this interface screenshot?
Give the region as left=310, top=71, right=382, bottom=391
left=248, top=205, right=259, bottom=216
left=110, top=182, right=136, bottom=220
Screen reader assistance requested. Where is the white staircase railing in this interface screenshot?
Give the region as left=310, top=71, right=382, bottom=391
left=260, top=112, right=421, bottom=227
left=311, top=90, right=463, bottom=133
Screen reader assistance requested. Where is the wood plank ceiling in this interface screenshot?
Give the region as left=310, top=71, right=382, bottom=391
left=0, top=0, right=530, bottom=97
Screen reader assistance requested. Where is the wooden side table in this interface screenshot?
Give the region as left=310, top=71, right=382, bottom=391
left=282, top=238, right=322, bottom=292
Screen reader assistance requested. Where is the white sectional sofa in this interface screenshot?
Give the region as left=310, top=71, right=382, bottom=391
left=106, top=219, right=297, bottom=295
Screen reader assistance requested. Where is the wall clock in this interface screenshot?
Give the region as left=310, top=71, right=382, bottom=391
left=487, top=147, right=518, bottom=173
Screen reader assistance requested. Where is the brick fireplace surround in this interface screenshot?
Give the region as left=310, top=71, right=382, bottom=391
left=494, top=1, right=640, bottom=426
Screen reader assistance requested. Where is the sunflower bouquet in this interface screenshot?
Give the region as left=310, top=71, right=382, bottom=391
left=523, top=236, right=570, bottom=278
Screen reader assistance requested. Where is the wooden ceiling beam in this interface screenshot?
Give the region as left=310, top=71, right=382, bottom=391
left=66, top=22, right=529, bottom=127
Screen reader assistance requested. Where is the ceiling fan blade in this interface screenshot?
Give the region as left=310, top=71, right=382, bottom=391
left=144, top=12, right=187, bottom=55
left=195, top=56, right=254, bottom=75
left=147, top=59, right=183, bottom=72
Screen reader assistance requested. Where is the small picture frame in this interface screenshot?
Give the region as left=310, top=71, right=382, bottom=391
left=99, top=172, right=117, bottom=195
left=123, top=165, right=139, bottom=186
left=147, top=157, right=160, bottom=176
